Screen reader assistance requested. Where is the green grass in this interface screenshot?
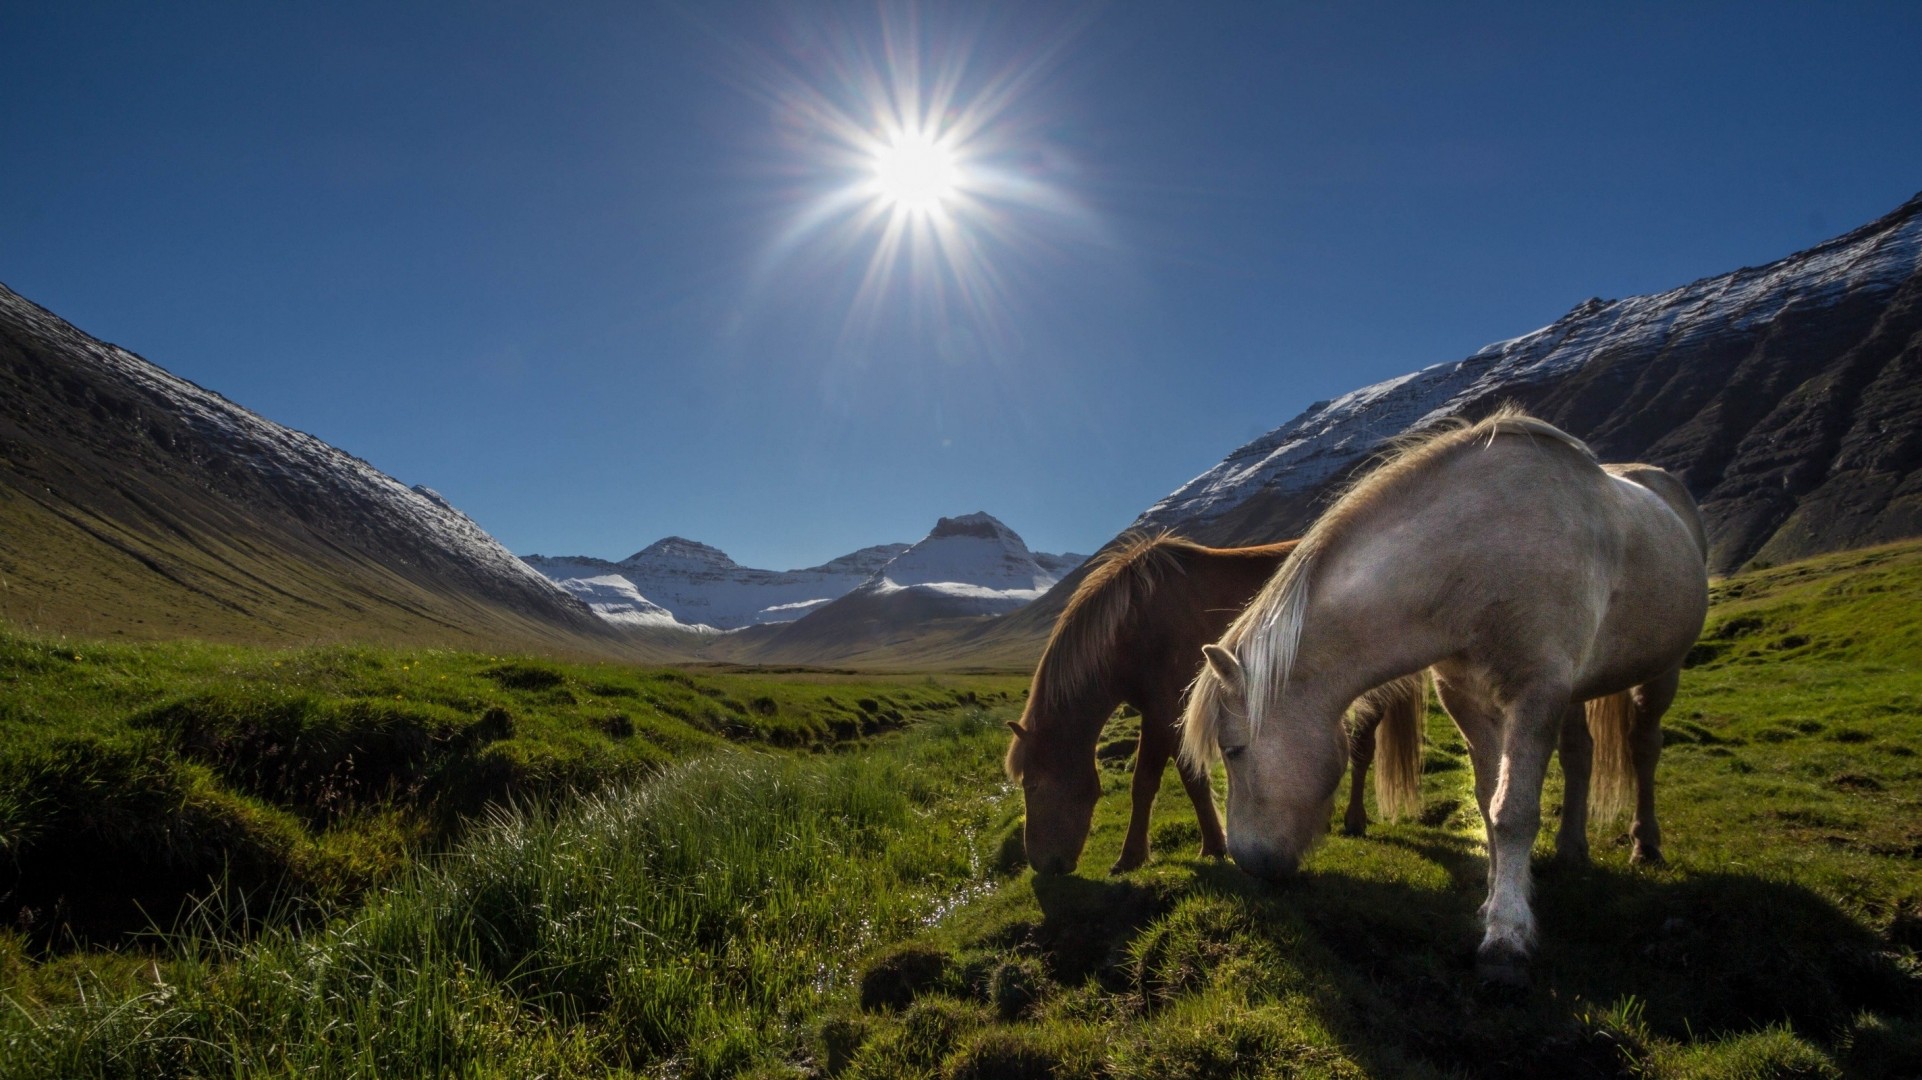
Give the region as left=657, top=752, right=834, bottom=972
left=0, top=712, right=1023, bottom=1079
left=0, top=629, right=1024, bottom=947
left=3, top=540, right=1921, bottom=1078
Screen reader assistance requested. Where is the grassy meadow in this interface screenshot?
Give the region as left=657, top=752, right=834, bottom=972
left=3, top=541, right=1921, bottom=1077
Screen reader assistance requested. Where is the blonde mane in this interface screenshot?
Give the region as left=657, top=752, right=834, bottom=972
left=1181, top=407, right=1593, bottom=765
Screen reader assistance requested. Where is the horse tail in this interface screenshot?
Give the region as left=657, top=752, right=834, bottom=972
left=1585, top=689, right=1638, bottom=822
left=1370, top=672, right=1427, bottom=821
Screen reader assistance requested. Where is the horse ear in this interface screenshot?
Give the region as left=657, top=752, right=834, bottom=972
left=1006, top=720, right=1028, bottom=739
left=1202, top=644, right=1244, bottom=689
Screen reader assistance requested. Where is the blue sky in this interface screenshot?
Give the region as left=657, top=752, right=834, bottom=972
left=5, top=2, right=1921, bottom=569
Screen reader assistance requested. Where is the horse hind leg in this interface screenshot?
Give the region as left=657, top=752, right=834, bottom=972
left=1554, top=701, right=1593, bottom=866
left=1342, top=699, right=1381, bottom=837
left=1629, top=667, right=1680, bottom=867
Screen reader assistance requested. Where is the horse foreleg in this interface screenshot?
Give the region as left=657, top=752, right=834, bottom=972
left=1629, top=667, right=1679, bottom=867
left=1477, top=684, right=1566, bottom=983
left=1112, top=723, right=1173, bottom=874
left=1343, top=701, right=1381, bottom=837
left=1435, top=674, right=1502, bottom=899
left=1554, top=701, right=1593, bottom=866
left=1177, top=753, right=1227, bottom=860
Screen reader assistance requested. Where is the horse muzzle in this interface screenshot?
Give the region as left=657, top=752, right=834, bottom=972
left=1229, top=843, right=1299, bottom=883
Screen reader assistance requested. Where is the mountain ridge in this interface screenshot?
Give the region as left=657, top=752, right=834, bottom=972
left=0, top=280, right=643, bottom=656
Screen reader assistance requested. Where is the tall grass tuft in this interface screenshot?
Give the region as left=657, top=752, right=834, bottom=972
left=0, top=712, right=1019, bottom=1079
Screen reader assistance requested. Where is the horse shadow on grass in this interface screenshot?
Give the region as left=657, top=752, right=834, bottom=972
left=1021, top=839, right=1921, bottom=1078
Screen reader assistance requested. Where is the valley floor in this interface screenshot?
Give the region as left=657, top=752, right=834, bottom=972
left=4, top=541, right=1922, bottom=1077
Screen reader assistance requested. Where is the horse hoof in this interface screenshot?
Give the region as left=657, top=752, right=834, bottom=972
left=1631, top=848, right=1666, bottom=868
left=1476, top=948, right=1531, bottom=988
left=1109, top=852, right=1146, bottom=875
left=1554, top=846, right=1590, bottom=868
left=1340, top=821, right=1367, bottom=838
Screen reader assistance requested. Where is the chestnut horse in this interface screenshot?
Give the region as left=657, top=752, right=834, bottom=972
left=1182, top=410, right=1707, bottom=981
left=1005, top=532, right=1426, bottom=875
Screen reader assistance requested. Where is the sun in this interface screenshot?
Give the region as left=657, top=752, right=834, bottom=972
left=869, top=129, right=961, bottom=215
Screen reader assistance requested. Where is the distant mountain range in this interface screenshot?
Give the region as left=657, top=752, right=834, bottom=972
left=523, top=513, right=1085, bottom=650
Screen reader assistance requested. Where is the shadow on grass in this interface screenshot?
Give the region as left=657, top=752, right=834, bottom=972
left=1014, top=842, right=1920, bottom=1077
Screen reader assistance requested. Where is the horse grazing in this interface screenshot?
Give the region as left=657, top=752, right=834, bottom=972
left=1181, top=409, right=1707, bottom=981
left=1005, top=532, right=1427, bottom=876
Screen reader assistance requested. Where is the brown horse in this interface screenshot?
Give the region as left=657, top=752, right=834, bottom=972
left=1182, top=410, right=1707, bottom=981
left=1005, top=532, right=1426, bottom=876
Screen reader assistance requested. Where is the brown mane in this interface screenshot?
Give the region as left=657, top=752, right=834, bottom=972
left=1039, top=530, right=1200, bottom=710
left=1006, top=531, right=1204, bottom=780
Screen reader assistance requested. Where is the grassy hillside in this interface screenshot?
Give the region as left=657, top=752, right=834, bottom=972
left=3, top=539, right=1920, bottom=1078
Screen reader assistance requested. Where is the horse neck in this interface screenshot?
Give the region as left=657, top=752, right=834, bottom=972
left=1289, top=528, right=1453, bottom=704
left=1025, top=641, right=1127, bottom=752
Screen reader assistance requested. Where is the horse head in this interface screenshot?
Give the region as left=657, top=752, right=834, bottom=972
left=1186, top=644, right=1346, bottom=881
left=1005, top=711, right=1100, bottom=876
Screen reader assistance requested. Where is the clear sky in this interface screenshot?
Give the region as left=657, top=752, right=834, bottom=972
left=5, top=2, right=1921, bottom=569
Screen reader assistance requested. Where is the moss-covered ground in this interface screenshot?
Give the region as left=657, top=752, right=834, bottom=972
left=3, top=540, right=1921, bottom=1077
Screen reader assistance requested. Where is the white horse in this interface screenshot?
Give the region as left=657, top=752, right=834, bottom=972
left=1181, top=409, right=1707, bottom=981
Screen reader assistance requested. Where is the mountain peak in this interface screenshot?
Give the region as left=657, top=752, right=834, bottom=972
left=927, top=511, right=1018, bottom=541
left=624, top=536, right=737, bottom=568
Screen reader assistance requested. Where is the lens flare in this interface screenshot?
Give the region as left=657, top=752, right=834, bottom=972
left=870, top=130, right=961, bottom=214
left=740, top=7, right=1103, bottom=351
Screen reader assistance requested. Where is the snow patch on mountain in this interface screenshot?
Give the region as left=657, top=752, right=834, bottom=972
left=524, top=540, right=912, bottom=630
left=847, top=512, right=1067, bottom=616
left=1141, top=197, right=1922, bottom=531
left=553, top=575, right=716, bottom=632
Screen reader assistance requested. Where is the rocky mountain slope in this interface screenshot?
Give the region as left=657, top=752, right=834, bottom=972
left=967, top=189, right=1922, bottom=665
left=0, top=282, right=632, bottom=654
left=1147, top=190, right=1922, bottom=570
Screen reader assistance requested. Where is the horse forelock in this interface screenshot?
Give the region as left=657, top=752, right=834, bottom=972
left=1032, top=530, right=1196, bottom=718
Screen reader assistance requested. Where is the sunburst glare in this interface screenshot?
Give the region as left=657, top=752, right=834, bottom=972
left=743, top=7, right=1102, bottom=352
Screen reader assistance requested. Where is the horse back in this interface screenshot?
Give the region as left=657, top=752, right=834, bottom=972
left=1603, top=463, right=1707, bottom=558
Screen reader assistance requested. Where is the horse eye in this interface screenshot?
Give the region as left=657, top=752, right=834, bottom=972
left=1222, top=746, right=1245, bottom=761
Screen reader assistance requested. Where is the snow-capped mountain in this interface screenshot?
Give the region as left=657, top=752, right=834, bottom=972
left=524, top=539, right=911, bottom=631
left=1139, top=190, right=1922, bottom=572
left=526, top=520, right=1086, bottom=634
left=854, top=512, right=1070, bottom=615
left=0, top=281, right=619, bottom=650
left=718, top=513, right=1082, bottom=663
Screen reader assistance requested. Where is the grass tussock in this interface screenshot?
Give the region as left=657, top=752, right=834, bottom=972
left=0, top=712, right=1021, bottom=1079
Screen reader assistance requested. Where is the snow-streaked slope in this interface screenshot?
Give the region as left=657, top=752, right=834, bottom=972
left=524, top=540, right=910, bottom=631
left=549, top=574, right=718, bottom=633
left=1141, top=195, right=1922, bottom=533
